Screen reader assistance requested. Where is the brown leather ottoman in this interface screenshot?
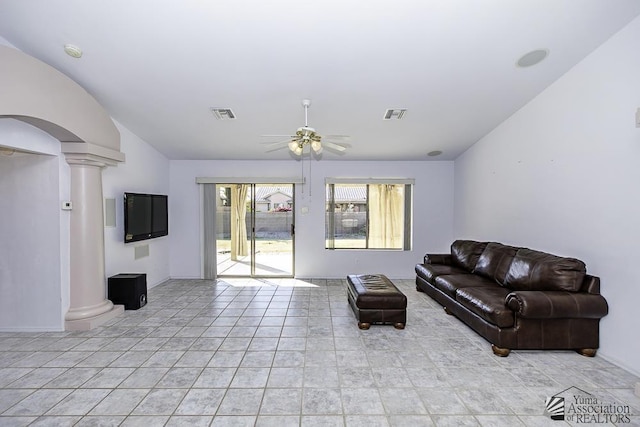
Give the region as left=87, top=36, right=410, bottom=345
left=346, top=274, right=407, bottom=330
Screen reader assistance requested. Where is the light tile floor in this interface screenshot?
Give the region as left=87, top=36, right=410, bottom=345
left=0, top=278, right=638, bottom=427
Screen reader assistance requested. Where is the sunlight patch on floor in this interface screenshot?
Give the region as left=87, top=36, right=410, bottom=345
left=216, top=277, right=318, bottom=288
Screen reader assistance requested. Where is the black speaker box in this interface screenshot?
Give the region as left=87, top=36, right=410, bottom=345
left=108, top=273, right=147, bottom=310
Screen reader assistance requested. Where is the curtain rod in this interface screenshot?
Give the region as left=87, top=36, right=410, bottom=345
left=196, top=177, right=305, bottom=184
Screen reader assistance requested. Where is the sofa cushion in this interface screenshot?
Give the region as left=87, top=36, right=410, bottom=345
left=451, top=240, right=488, bottom=271
left=504, top=248, right=586, bottom=292
left=415, top=264, right=469, bottom=284
left=473, top=242, right=518, bottom=285
left=434, top=274, right=498, bottom=298
left=456, top=287, right=514, bottom=328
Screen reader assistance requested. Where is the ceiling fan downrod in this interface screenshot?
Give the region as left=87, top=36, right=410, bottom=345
left=302, top=99, right=311, bottom=127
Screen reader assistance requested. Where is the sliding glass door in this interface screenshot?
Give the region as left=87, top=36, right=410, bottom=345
left=216, top=183, right=294, bottom=277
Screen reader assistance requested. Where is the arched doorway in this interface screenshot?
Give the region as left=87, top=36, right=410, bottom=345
left=0, top=45, right=125, bottom=331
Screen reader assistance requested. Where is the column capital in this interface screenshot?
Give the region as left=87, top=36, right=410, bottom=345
left=64, top=153, right=113, bottom=168
left=62, top=141, right=125, bottom=167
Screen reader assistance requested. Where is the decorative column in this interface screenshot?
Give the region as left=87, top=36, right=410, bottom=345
left=64, top=152, right=124, bottom=330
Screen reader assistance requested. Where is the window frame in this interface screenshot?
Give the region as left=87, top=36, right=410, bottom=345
left=325, top=178, right=413, bottom=251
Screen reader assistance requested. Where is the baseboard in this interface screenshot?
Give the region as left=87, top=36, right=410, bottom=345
left=0, top=325, right=64, bottom=333
left=148, top=276, right=172, bottom=290
left=596, top=350, right=640, bottom=378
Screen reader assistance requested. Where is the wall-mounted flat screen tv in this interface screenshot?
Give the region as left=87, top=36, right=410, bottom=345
left=124, top=192, right=168, bottom=243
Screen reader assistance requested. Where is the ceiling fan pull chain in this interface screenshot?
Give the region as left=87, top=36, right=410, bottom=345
left=308, top=153, right=312, bottom=198
left=301, top=156, right=305, bottom=194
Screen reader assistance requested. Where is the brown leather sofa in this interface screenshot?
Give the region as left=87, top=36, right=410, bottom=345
left=415, top=240, right=608, bottom=356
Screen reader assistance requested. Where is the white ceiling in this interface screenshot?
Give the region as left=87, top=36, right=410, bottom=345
left=1, top=1, right=639, bottom=161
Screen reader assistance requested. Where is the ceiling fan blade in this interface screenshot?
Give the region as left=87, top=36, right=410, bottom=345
left=264, top=144, right=289, bottom=153
left=261, top=138, right=293, bottom=147
left=322, top=141, right=347, bottom=152
left=323, top=135, right=351, bottom=140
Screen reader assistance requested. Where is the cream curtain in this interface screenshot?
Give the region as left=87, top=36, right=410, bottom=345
left=368, top=184, right=404, bottom=249
left=203, top=184, right=217, bottom=279
left=230, top=184, right=249, bottom=261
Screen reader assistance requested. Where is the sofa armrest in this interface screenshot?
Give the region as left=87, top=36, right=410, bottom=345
left=423, top=254, right=452, bottom=265
left=506, top=291, right=608, bottom=319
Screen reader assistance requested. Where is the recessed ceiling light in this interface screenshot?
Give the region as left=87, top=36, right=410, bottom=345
left=427, top=150, right=443, bottom=157
left=516, top=49, right=548, bottom=67
left=64, top=44, right=83, bottom=58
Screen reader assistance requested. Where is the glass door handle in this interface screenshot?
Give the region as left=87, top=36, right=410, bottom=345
left=291, top=224, right=295, bottom=236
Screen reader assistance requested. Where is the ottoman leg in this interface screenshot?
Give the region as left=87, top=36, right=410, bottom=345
left=393, top=323, right=405, bottom=330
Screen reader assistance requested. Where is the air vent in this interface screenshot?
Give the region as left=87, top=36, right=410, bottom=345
left=134, top=244, right=150, bottom=260
left=383, top=109, right=407, bottom=120
left=210, top=108, right=236, bottom=120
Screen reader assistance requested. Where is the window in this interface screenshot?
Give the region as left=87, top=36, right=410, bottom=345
left=325, top=179, right=413, bottom=250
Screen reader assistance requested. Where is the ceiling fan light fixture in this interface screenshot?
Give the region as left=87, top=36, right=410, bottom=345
left=261, top=99, right=349, bottom=156
left=311, top=140, right=323, bottom=154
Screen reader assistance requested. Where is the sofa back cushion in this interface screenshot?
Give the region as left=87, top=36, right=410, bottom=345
left=451, top=240, right=488, bottom=272
left=473, top=242, right=518, bottom=285
left=504, top=248, right=586, bottom=292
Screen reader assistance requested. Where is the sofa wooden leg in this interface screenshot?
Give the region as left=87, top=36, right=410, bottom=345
left=577, top=348, right=597, bottom=357
left=358, top=322, right=371, bottom=330
left=393, top=322, right=405, bottom=330
left=491, top=345, right=511, bottom=357
left=443, top=307, right=453, bottom=315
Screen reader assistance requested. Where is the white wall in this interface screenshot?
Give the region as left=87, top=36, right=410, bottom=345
left=0, top=119, right=68, bottom=330
left=102, top=121, right=171, bottom=288
left=170, top=159, right=454, bottom=279
left=454, top=16, right=640, bottom=375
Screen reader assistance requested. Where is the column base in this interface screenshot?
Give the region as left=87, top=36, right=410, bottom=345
left=65, top=305, right=124, bottom=331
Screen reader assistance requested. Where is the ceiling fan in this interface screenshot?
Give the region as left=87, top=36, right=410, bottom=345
left=262, top=99, right=349, bottom=156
